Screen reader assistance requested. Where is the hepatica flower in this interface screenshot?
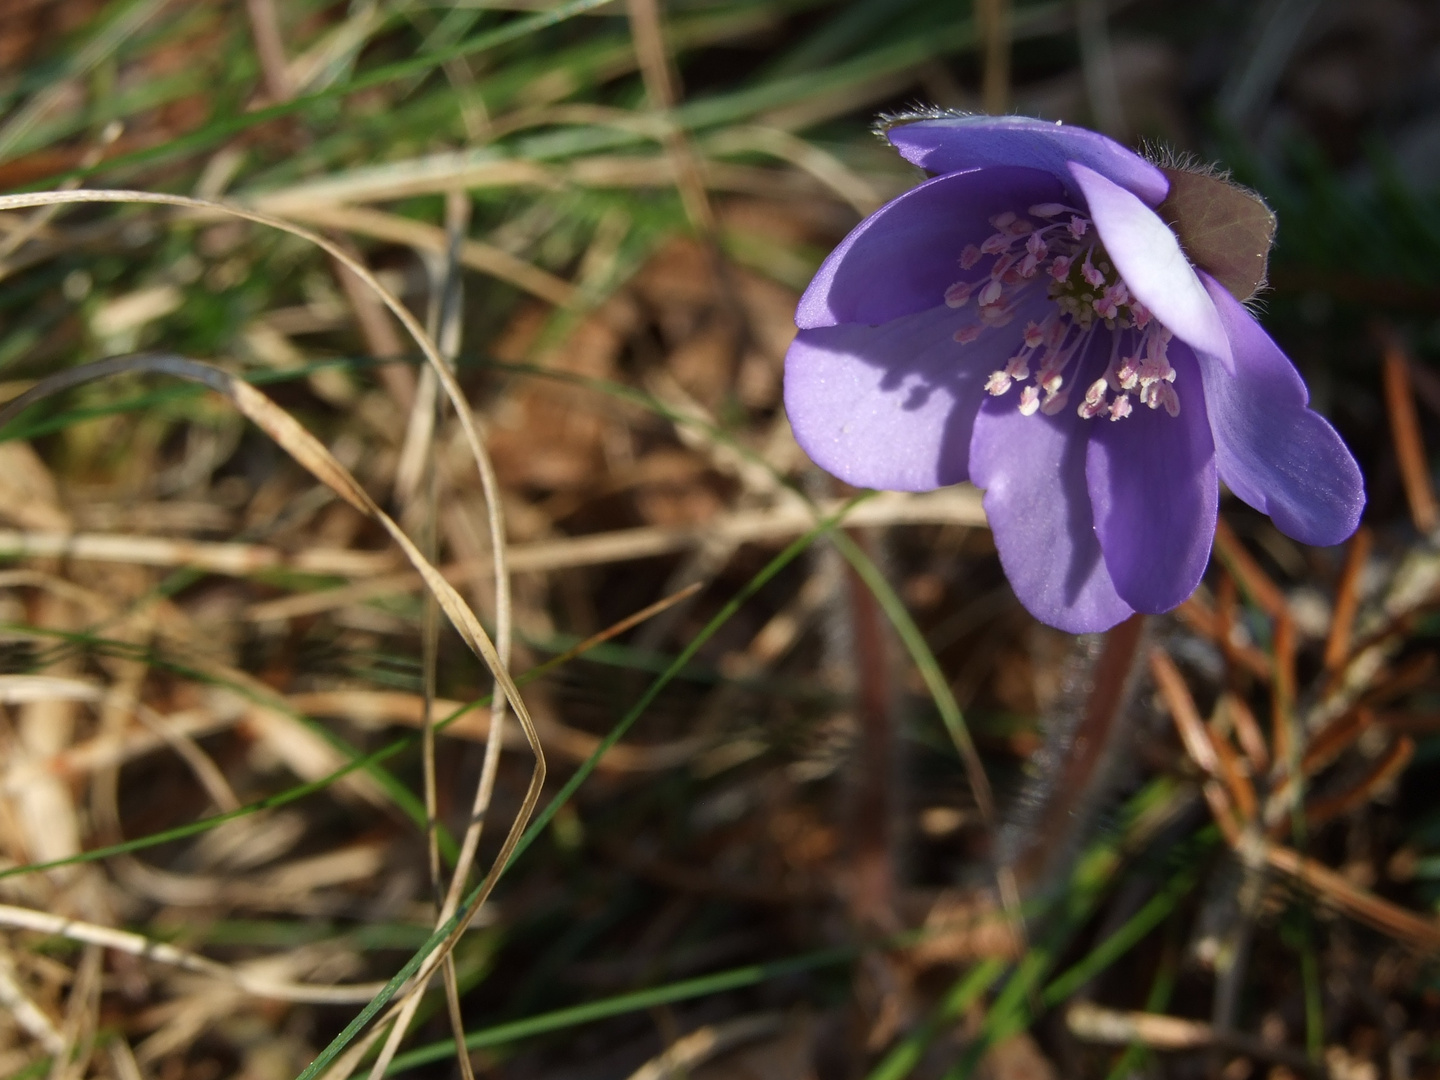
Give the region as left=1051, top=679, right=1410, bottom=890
left=785, top=115, right=1364, bottom=632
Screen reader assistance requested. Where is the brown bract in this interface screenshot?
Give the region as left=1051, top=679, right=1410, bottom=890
left=1159, top=166, right=1277, bottom=302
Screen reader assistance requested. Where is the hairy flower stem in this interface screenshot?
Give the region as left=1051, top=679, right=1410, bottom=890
left=998, top=614, right=1149, bottom=901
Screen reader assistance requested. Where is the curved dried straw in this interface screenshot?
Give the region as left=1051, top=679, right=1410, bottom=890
left=0, top=903, right=385, bottom=1004
left=0, top=189, right=543, bottom=1055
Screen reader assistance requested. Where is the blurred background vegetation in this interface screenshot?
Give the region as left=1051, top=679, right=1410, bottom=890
left=0, top=0, right=1438, bottom=1077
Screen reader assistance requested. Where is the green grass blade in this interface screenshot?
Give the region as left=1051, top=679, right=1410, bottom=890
left=1039, top=861, right=1204, bottom=1007
left=18, top=0, right=617, bottom=189
left=828, top=530, right=992, bottom=820
left=387, top=944, right=859, bottom=1073
left=865, top=958, right=1006, bottom=1080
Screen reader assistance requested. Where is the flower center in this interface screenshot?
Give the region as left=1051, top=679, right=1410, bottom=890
left=941, top=204, right=1181, bottom=422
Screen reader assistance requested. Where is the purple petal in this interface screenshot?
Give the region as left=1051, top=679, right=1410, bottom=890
left=797, top=166, right=1067, bottom=330
left=886, top=115, right=1169, bottom=206
left=1086, top=345, right=1218, bottom=614
left=969, top=388, right=1134, bottom=633
left=785, top=300, right=1047, bottom=491
left=1197, top=275, right=1365, bottom=546
left=1068, top=163, right=1234, bottom=374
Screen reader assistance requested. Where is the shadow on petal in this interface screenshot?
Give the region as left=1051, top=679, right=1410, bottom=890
left=796, top=167, right=1068, bottom=329
left=968, top=381, right=1132, bottom=633
left=785, top=301, right=1045, bottom=491
left=1087, top=344, right=1217, bottom=613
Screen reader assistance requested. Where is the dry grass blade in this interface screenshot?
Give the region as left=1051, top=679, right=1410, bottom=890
left=0, top=527, right=396, bottom=576
left=287, top=203, right=577, bottom=307
left=0, top=185, right=542, bottom=1054
left=0, top=491, right=987, bottom=580
left=1066, top=1002, right=1326, bottom=1075
left=372, top=189, right=485, bottom=1080
left=702, top=125, right=882, bottom=214
left=0, top=904, right=386, bottom=1002
left=50, top=942, right=101, bottom=1080
left=0, top=948, right=65, bottom=1054
left=622, top=1013, right=785, bottom=1080
left=5, top=9, right=1429, bottom=1071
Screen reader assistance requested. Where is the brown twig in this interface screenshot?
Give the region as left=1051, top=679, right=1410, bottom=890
left=1378, top=324, right=1438, bottom=535
left=1324, top=526, right=1373, bottom=672
left=1270, top=610, right=1297, bottom=782
left=1213, top=517, right=1289, bottom=621
left=1154, top=650, right=1440, bottom=955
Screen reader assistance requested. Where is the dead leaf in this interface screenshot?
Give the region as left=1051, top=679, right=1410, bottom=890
left=1160, top=167, right=1276, bottom=302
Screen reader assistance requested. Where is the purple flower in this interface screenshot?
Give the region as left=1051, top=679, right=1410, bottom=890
left=784, top=115, right=1364, bottom=633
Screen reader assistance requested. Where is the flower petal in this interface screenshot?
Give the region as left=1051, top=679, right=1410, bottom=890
left=786, top=300, right=1046, bottom=491
left=797, top=166, right=1067, bottom=330
left=1068, top=162, right=1234, bottom=374
left=1197, top=274, right=1365, bottom=546
left=969, top=391, right=1134, bottom=633
left=1086, top=345, right=1217, bottom=614
left=886, top=115, right=1169, bottom=206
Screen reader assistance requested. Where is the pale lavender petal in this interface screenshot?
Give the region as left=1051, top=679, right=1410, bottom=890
left=796, top=166, right=1067, bottom=330
left=1197, top=274, right=1365, bottom=546
left=1068, top=163, right=1234, bottom=374
left=786, top=300, right=1047, bottom=491
left=969, top=391, right=1133, bottom=633
left=886, top=115, right=1169, bottom=206
left=1086, top=346, right=1217, bottom=614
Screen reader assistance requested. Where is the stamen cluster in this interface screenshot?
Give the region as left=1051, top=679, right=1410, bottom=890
left=943, top=204, right=1181, bottom=421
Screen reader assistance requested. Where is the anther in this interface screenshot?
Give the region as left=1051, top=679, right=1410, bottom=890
left=985, top=371, right=1012, bottom=396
